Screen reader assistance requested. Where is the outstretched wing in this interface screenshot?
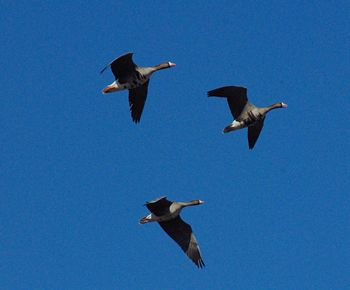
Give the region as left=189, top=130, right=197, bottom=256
left=208, top=86, right=248, bottom=119
left=159, top=216, right=205, bottom=268
left=101, top=52, right=137, bottom=82
left=145, top=196, right=172, bottom=216
left=248, top=118, right=265, bottom=149
left=128, top=80, right=149, bottom=123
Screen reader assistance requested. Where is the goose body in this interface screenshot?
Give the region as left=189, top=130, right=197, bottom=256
left=140, top=196, right=205, bottom=268
left=208, top=86, right=287, bottom=149
left=101, top=52, right=176, bottom=123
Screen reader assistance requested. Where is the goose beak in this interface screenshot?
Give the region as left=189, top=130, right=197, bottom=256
left=199, top=200, right=205, bottom=204
left=168, top=62, right=176, bottom=67
left=281, top=102, right=288, bottom=108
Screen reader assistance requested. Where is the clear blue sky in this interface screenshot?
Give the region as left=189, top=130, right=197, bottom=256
left=1, top=1, right=349, bottom=289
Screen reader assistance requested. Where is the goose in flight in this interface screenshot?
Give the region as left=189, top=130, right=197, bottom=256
left=140, top=196, right=205, bottom=268
left=208, top=86, right=287, bottom=149
left=101, top=52, right=176, bottom=123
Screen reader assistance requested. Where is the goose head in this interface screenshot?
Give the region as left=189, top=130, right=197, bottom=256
left=194, top=199, right=205, bottom=205
left=180, top=199, right=205, bottom=207
left=153, top=61, right=176, bottom=71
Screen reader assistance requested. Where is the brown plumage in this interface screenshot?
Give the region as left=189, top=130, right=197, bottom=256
left=101, top=52, right=176, bottom=123
left=139, top=196, right=205, bottom=268
left=208, top=86, right=288, bottom=149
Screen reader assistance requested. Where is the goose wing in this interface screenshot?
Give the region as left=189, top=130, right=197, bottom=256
left=208, top=86, right=248, bottom=119
left=128, top=80, right=149, bottom=123
left=248, top=118, right=265, bottom=149
left=101, top=52, right=137, bottom=82
left=145, top=196, right=172, bottom=216
left=159, top=216, right=205, bottom=268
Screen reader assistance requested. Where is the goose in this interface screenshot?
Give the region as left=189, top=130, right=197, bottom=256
left=101, top=52, right=176, bottom=123
left=208, top=86, right=287, bottom=149
left=140, top=196, right=205, bottom=268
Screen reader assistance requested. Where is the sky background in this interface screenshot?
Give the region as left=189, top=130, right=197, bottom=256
left=1, top=1, right=350, bottom=289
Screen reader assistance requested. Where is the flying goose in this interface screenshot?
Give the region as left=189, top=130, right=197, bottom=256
left=101, top=52, right=176, bottom=123
left=208, top=86, right=287, bottom=149
left=140, top=196, right=205, bottom=268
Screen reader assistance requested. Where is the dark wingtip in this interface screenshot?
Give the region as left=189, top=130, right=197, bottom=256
left=131, top=111, right=141, bottom=124
left=100, top=65, right=109, bottom=75
left=207, top=88, right=228, bottom=98
left=196, top=259, right=205, bottom=269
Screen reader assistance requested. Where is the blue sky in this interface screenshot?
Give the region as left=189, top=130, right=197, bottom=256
left=1, top=1, right=349, bottom=289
